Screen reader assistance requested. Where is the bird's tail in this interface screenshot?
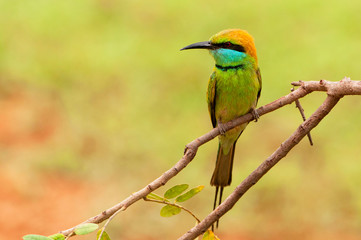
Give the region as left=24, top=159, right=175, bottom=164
left=211, top=141, right=236, bottom=229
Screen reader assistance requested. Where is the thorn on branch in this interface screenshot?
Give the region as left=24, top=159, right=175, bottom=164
left=319, top=79, right=326, bottom=86
left=291, top=88, right=314, bottom=146
left=184, top=143, right=198, bottom=158
left=342, top=76, right=351, bottom=82
left=291, top=80, right=303, bottom=86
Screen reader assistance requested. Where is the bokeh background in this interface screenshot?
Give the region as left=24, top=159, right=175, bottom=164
left=1, top=0, right=361, bottom=239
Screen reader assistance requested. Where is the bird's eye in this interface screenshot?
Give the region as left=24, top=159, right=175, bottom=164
left=224, top=42, right=232, bottom=47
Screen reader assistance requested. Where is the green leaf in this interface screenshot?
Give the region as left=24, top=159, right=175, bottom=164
left=48, top=234, right=65, bottom=240
left=97, top=228, right=111, bottom=240
left=160, top=204, right=181, bottom=217
left=202, top=230, right=220, bottom=240
left=23, top=235, right=52, bottom=240
left=74, top=223, right=98, bottom=235
left=164, top=184, right=189, bottom=199
left=176, top=185, right=204, bottom=202
left=146, top=192, right=165, bottom=201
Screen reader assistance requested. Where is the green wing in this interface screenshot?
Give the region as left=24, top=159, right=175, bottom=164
left=207, top=72, right=217, bottom=128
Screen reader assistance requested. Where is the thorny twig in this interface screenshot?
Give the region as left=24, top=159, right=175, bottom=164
left=291, top=87, right=314, bottom=145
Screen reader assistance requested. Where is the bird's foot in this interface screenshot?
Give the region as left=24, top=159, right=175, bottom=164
left=217, top=123, right=227, bottom=135
left=251, top=108, right=260, bottom=122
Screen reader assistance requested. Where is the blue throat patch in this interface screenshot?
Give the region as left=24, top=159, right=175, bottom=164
left=210, top=48, right=247, bottom=67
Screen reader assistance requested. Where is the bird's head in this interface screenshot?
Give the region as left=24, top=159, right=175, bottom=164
left=181, top=29, right=257, bottom=67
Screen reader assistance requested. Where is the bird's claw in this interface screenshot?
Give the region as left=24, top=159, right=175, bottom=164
left=217, top=123, right=227, bottom=135
left=251, top=109, right=260, bottom=122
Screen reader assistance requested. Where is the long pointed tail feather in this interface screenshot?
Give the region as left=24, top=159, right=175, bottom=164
left=212, top=186, right=219, bottom=231
left=211, top=141, right=236, bottom=229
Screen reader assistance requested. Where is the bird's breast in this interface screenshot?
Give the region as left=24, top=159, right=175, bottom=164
left=214, top=68, right=259, bottom=124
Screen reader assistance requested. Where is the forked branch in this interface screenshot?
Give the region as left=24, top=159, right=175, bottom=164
left=179, top=95, right=340, bottom=239
left=59, top=78, right=361, bottom=238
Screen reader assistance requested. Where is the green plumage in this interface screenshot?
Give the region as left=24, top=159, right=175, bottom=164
left=208, top=57, right=261, bottom=187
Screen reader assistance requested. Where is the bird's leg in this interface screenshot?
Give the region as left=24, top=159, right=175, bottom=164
left=251, top=108, right=260, bottom=122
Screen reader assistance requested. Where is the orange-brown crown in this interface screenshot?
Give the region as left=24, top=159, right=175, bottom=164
left=210, top=29, right=258, bottom=63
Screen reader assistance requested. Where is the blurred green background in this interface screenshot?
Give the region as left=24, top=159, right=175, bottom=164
left=1, top=0, right=361, bottom=239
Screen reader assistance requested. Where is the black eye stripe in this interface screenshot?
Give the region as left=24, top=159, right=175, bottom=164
left=214, top=42, right=246, bottom=53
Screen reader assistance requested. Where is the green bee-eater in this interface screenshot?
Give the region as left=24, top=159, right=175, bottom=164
left=181, top=29, right=262, bottom=222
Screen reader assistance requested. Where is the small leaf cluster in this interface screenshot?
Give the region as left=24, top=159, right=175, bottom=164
left=146, top=184, right=204, bottom=218
left=147, top=184, right=221, bottom=239
left=22, top=223, right=111, bottom=240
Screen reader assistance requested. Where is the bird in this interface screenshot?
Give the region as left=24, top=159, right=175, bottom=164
left=181, top=29, right=262, bottom=227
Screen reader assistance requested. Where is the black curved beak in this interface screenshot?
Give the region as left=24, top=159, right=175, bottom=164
left=180, top=41, right=214, bottom=51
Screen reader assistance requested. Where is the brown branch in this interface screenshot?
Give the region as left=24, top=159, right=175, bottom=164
left=178, top=95, right=340, bottom=240
left=291, top=78, right=361, bottom=96
left=59, top=78, right=360, bottom=238
left=178, top=77, right=361, bottom=239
